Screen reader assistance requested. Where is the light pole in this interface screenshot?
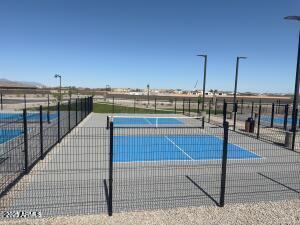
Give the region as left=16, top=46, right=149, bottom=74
left=233, top=57, right=247, bottom=107
left=147, top=84, right=150, bottom=108
left=232, top=57, right=246, bottom=131
left=197, top=54, right=207, bottom=112
left=284, top=16, right=300, bottom=150
left=54, top=74, right=62, bottom=101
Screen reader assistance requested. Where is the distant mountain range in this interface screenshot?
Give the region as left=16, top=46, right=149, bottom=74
left=0, top=79, right=46, bottom=88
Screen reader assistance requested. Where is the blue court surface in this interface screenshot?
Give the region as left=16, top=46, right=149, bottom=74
left=0, top=112, right=58, bottom=122
left=0, top=129, right=23, bottom=144
left=113, top=117, right=183, bottom=126
left=114, top=135, right=261, bottom=162
left=260, top=115, right=291, bottom=125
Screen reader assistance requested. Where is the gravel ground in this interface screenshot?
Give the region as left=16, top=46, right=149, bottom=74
left=2, top=199, right=300, bottom=225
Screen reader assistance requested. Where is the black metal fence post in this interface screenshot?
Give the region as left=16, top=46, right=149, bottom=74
left=182, top=98, right=185, bottom=115
left=233, top=102, right=237, bottom=131
left=197, top=98, right=200, bottom=115
left=68, top=100, right=71, bottom=131
left=23, top=109, right=29, bottom=174
left=108, top=121, right=114, bottom=216
left=112, top=97, right=115, bottom=114
left=292, top=108, right=298, bottom=151
left=0, top=93, right=3, bottom=110
left=75, top=98, right=78, bottom=125
left=214, top=99, right=217, bottom=115
left=208, top=100, right=211, bottom=123
left=270, top=103, right=275, bottom=128
left=284, top=104, right=289, bottom=131
left=85, top=97, right=87, bottom=117
left=219, top=121, right=229, bottom=207
left=223, top=101, right=227, bottom=126
left=57, top=102, right=61, bottom=143
left=251, top=101, right=254, bottom=118
left=39, top=105, right=44, bottom=160
left=188, top=98, right=191, bottom=116
left=257, top=103, right=262, bottom=139
left=80, top=98, right=83, bottom=121
left=47, top=94, right=50, bottom=123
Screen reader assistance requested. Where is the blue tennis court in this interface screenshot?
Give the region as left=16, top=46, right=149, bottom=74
left=113, top=117, right=183, bottom=126
left=260, top=115, right=299, bottom=125
left=114, top=135, right=261, bottom=162
left=0, top=112, right=58, bottom=122
left=0, top=129, right=23, bottom=144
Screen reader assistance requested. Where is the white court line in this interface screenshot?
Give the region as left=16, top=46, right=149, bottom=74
left=144, top=117, right=152, bottom=125
left=164, top=136, right=194, bottom=160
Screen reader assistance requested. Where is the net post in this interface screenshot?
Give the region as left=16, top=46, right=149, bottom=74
left=23, top=109, right=29, bottom=174
left=57, top=102, right=61, bottom=143
left=233, top=102, right=237, bottom=131
left=0, top=92, right=3, bottom=110
left=174, top=98, right=177, bottom=114
left=47, top=94, right=50, bottom=123
left=188, top=98, right=191, bottom=116
left=208, top=100, right=211, bottom=123
left=155, top=98, right=157, bottom=114
left=284, top=104, right=289, bottom=131
left=68, top=100, right=71, bottom=132
left=251, top=101, right=254, bottom=118
left=223, top=100, right=227, bottom=125
left=75, top=98, right=78, bottom=125
left=108, top=121, right=114, bottom=216
left=182, top=98, right=185, bottom=115
left=270, top=103, right=275, bottom=127
left=39, top=105, right=44, bottom=160
left=256, top=102, right=261, bottom=139
left=219, top=121, right=229, bottom=207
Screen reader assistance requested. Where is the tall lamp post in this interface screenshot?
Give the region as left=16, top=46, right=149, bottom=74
left=284, top=16, right=300, bottom=150
left=147, top=84, right=150, bottom=108
left=197, top=54, right=207, bottom=112
left=233, top=57, right=247, bottom=107
left=54, top=74, right=62, bottom=101
left=232, top=57, right=246, bottom=131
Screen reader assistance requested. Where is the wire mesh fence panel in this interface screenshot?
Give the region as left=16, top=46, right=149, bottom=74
left=0, top=97, right=92, bottom=212
left=112, top=126, right=224, bottom=212
left=226, top=129, right=300, bottom=203
left=0, top=127, right=109, bottom=218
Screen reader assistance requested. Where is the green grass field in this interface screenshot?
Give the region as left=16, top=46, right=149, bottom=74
left=93, top=102, right=224, bottom=114
left=93, top=102, right=174, bottom=114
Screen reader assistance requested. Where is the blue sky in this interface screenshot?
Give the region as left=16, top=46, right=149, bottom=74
left=0, top=0, right=299, bottom=93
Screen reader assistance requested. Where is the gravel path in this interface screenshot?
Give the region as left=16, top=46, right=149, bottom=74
left=2, top=199, right=300, bottom=225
